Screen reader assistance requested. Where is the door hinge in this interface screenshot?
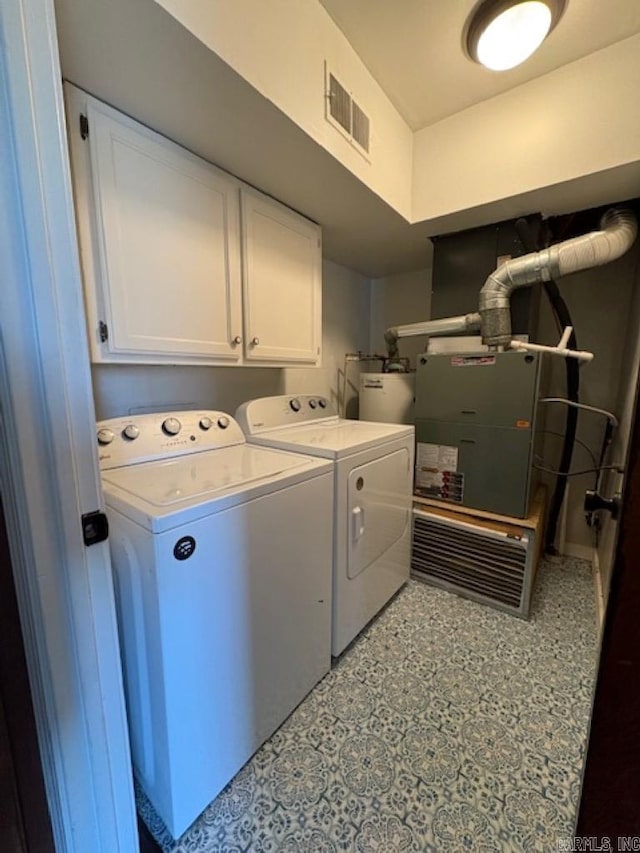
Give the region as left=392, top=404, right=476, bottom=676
left=81, top=511, right=109, bottom=546
left=99, top=320, right=108, bottom=342
left=80, top=113, right=89, bottom=140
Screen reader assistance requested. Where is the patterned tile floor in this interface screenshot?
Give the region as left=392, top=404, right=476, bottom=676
left=138, top=556, right=599, bottom=852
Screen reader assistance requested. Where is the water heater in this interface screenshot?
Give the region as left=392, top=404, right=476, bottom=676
left=359, top=372, right=415, bottom=425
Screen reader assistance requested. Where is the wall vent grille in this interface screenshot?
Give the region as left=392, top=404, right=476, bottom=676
left=328, top=73, right=351, bottom=134
left=325, top=66, right=371, bottom=160
left=412, top=508, right=537, bottom=618
left=351, top=100, right=370, bottom=153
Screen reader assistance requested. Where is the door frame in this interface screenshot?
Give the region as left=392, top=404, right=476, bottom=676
left=0, top=497, right=55, bottom=851
left=577, top=379, right=640, bottom=833
left=0, top=0, right=138, bottom=849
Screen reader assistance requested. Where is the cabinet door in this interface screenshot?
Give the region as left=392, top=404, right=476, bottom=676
left=74, top=91, right=243, bottom=362
left=241, top=188, right=321, bottom=365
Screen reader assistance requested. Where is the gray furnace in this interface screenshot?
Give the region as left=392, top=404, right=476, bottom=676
left=414, top=350, right=541, bottom=518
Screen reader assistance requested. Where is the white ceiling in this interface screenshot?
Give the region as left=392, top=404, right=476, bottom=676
left=319, top=0, right=640, bottom=130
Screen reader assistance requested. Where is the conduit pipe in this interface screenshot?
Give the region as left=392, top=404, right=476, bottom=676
left=384, top=313, right=481, bottom=359
left=510, top=329, right=594, bottom=362
left=479, top=208, right=638, bottom=347
left=383, top=208, right=637, bottom=358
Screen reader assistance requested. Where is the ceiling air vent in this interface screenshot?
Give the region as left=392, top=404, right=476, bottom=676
left=411, top=507, right=538, bottom=618
left=325, top=66, right=371, bottom=160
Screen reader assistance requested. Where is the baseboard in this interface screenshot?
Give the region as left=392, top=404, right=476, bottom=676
left=556, top=541, right=604, bottom=629
left=592, top=549, right=605, bottom=630
left=562, top=542, right=595, bottom=562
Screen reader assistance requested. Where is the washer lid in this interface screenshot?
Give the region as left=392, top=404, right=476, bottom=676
left=102, top=444, right=331, bottom=531
left=248, top=419, right=414, bottom=459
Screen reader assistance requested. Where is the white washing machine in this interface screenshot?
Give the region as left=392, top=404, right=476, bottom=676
left=96, top=410, right=333, bottom=839
left=235, top=395, right=415, bottom=656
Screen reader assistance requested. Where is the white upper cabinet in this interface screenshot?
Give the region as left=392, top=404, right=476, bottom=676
left=65, top=85, right=321, bottom=367
left=241, top=188, right=321, bottom=365
left=66, top=86, right=243, bottom=364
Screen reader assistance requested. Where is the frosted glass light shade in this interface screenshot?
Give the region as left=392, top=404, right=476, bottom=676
left=466, top=0, right=565, bottom=72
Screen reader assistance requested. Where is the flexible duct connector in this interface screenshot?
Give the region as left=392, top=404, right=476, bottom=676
left=384, top=313, right=481, bottom=359
left=479, top=208, right=638, bottom=346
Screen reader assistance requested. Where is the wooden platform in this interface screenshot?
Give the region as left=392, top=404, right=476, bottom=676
left=412, top=484, right=547, bottom=531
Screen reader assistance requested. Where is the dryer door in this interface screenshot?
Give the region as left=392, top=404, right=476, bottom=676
left=347, top=447, right=411, bottom=580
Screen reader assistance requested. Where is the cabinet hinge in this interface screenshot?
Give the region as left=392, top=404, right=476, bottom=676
left=99, top=320, right=108, bottom=342
left=80, top=113, right=89, bottom=140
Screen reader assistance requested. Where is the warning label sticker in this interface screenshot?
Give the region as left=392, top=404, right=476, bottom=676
left=415, top=442, right=464, bottom=503
left=451, top=355, right=496, bottom=367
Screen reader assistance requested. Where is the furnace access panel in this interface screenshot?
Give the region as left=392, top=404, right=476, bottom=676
left=414, top=350, right=541, bottom=518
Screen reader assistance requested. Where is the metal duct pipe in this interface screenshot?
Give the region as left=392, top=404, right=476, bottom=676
left=479, top=208, right=638, bottom=346
left=384, top=312, right=481, bottom=359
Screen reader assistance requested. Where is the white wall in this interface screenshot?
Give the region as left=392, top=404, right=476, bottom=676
left=92, top=259, right=371, bottom=420
left=369, top=268, right=432, bottom=370
left=150, top=4, right=640, bottom=235
left=153, top=0, right=413, bottom=219
left=92, top=363, right=281, bottom=421
left=55, top=0, right=640, bottom=276
left=412, top=34, right=640, bottom=226
left=281, top=260, right=370, bottom=418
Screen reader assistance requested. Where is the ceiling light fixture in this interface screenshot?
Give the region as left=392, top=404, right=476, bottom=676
left=465, top=0, right=566, bottom=71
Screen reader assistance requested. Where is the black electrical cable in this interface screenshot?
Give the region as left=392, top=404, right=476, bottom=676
left=533, top=462, right=623, bottom=477
left=515, top=217, right=579, bottom=554
left=595, top=420, right=614, bottom=490
left=537, top=430, right=598, bottom=470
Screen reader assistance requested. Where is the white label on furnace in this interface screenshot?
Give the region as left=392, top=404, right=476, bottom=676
left=415, top=442, right=458, bottom=488
left=415, top=442, right=464, bottom=502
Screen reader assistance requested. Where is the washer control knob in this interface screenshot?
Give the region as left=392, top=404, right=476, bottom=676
left=290, top=398, right=301, bottom=412
left=318, top=398, right=327, bottom=409
left=217, top=416, right=230, bottom=429
left=97, top=428, right=115, bottom=446
left=199, top=417, right=213, bottom=431
left=122, top=424, right=139, bottom=441
left=309, top=399, right=317, bottom=409
left=162, top=417, right=181, bottom=436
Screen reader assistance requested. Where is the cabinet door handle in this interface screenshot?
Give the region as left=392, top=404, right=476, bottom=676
left=251, top=336, right=260, bottom=347
left=232, top=335, right=242, bottom=345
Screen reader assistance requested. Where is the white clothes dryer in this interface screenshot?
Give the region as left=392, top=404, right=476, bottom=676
left=96, top=410, right=333, bottom=839
left=235, top=395, right=415, bottom=656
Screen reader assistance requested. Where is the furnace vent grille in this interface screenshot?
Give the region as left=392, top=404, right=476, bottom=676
left=412, top=508, right=536, bottom=618
left=325, top=66, right=371, bottom=159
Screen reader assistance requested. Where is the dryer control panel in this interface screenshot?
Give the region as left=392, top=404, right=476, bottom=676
left=236, top=395, right=337, bottom=435
left=96, top=410, right=245, bottom=470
